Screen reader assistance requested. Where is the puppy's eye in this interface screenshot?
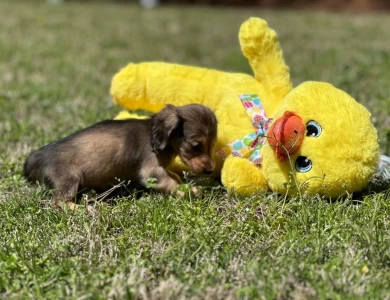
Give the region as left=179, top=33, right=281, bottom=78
left=306, top=121, right=322, bottom=137
left=191, top=143, right=202, bottom=151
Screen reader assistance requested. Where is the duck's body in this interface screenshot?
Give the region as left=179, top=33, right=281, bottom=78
left=111, top=18, right=379, bottom=197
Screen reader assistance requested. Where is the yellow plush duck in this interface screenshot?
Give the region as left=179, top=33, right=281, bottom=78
left=110, top=17, right=379, bottom=197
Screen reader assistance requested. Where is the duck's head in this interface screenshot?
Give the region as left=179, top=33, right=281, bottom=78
left=262, top=82, right=379, bottom=197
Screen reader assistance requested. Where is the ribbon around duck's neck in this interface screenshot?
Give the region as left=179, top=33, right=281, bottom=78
left=216, top=94, right=273, bottom=166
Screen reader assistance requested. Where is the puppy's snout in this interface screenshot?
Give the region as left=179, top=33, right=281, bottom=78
left=204, top=168, right=213, bottom=175
left=186, top=156, right=215, bottom=175
left=203, top=158, right=215, bottom=174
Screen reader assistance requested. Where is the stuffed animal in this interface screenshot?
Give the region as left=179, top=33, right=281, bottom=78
left=110, top=17, right=380, bottom=197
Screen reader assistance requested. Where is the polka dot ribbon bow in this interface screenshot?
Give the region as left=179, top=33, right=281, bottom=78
left=216, top=94, right=273, bottom=166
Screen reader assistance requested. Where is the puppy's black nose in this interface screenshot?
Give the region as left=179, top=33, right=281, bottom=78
left=204, top=168, right=213, bottom=174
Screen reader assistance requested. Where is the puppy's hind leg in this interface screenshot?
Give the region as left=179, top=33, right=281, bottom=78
left=51, top=175, right=80, bottom=210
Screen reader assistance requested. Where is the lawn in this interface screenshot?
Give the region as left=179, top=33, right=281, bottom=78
left=0, top=1, right=390, bottom=298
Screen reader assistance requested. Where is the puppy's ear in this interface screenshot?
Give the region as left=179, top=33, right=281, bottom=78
left=150, top=105, right=180, bottom=153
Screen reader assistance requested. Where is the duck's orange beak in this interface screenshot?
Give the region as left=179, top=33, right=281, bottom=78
left=267, top=111, right=305, bottom=162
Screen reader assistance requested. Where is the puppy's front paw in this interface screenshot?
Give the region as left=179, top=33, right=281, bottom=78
left=174, top=184, right=199, bottom=198
left=190, top=186, right=199, bottom=196
left=86, top=205, right=98, bottom=216
left=54, top=201, right=77, bottom=211
left=175, top=190, right=185, bottom=198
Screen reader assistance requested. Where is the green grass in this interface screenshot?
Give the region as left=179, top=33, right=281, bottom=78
left=1, top=1, right=390, bottom=298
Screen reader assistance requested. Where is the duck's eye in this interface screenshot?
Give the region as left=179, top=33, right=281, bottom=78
left=306, top=121, right=322, bottom=137
left=295, top=156, right=312, bottom=173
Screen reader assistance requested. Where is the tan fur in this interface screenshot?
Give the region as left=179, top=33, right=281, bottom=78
left=24, top=104, right=218, bottom=209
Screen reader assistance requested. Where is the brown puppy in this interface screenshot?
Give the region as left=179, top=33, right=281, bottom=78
left=24, top=104, right=217, bottom=209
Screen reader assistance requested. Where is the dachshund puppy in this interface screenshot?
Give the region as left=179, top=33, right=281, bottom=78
left=24, top=104, right=217, bottom=209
